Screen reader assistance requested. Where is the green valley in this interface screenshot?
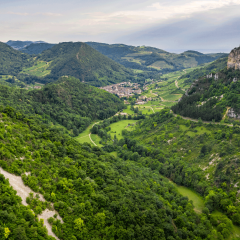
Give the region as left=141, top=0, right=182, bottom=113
left=0, top=106, right=220, bottom=240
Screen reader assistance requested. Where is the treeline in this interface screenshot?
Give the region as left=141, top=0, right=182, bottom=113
left=0, top=77, right=125, bottom=136
left=172, top=94, right=223, bottom=121
left=0, top=106, right=219, bottom=239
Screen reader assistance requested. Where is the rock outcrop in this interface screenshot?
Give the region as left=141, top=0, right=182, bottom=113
left=227, top=47, right=240, bottom=70
left=227, top=108, right=240, bottom=119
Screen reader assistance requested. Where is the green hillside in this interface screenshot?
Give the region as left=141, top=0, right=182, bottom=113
left=0, top=106, right=222, bottom=240
left=86, top=42, right=227, bottom=73
left=0, top=76, right=124, bottom=135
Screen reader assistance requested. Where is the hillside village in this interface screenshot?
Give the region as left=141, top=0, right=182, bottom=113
left=99, top=82, right=142, bottom=97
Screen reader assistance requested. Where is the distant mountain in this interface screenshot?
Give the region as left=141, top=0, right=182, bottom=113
left=172, top=47, right=240, bottom=121
left=86, top=42, right=227, bottom=72
left=20, top=43, right=55, bottom=55
left=6, top=40, right=46, bottom=50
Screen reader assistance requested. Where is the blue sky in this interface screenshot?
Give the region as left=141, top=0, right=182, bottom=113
left=1, top=0, right=240, bottom=53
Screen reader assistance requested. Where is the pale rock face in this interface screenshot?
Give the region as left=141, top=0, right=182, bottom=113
left=227, top=48, right=240, bottom=70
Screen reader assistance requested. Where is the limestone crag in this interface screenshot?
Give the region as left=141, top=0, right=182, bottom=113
left=227, top=47, right=240, bottom=70
left=227, top=108, right=240, bottom=119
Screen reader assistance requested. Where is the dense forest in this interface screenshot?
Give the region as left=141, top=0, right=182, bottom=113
left=172, top=67, right=240, bottom=121
left=0, top=106, right=226, bottom=240
left=0, top=77, right=124, bottom=136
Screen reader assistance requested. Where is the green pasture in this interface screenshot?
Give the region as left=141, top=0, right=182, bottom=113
left=75, top=121, right=99, bottom=145
left=175, top=185, right=204, bottom=213
left=122, top=105, right=134, bottom=115
left=91, top=134, right=103, bottom=147
left=136, top=106, right=155, bottom=114
left=109, top=120, right=138, bottom=139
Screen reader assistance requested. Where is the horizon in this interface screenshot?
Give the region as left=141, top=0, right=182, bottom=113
left=3, top=40, right=231, bottom=54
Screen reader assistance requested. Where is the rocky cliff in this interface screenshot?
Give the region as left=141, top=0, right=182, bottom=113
left=227, top=47, right=240, bottom=70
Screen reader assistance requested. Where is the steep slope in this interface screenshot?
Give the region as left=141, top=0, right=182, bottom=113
left=86, top=42, right=227, bottom=72
left=0, top=76, right=125, bottom=135
left=0, top=106, right=219, bottom=240
left=0, top=42, right=32, bottom=75
left=37, top=42, right=132, bottom=86
left=20, top=42, right=55, bottom=55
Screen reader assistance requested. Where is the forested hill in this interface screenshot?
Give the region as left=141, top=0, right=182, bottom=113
left=0, top=42, right=32, bottom=75
left=36, top=42, right=132, bottom=86
left=0, top=76, right=124, bottom=135
left=172, top=55, right=240, bottom=121
left=86, top=42, right=227, bottom=72
left=0, top=106, right=229, bottom=239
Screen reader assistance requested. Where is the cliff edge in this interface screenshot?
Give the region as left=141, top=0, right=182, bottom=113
left=227, top=47, right=240, bottom=70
